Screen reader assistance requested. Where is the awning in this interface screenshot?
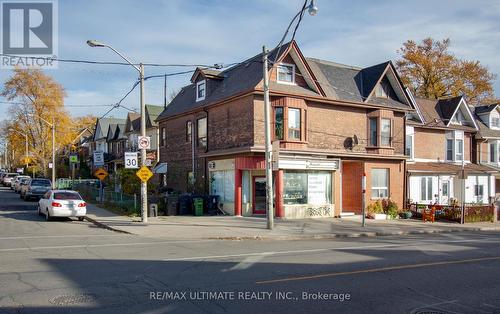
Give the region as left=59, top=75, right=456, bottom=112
left=153, top=162, right=168, bottom=174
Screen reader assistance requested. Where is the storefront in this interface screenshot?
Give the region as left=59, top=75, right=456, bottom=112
left=208, top=156, right=340, bottom=219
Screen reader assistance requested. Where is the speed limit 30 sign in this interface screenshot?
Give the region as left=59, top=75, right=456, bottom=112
left=124, top=152, right=139, bottom=169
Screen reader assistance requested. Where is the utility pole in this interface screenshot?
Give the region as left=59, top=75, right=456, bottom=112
left=51, top=117, right=56, bottom=189
left=139, top=63, right=148, bottom=223
left=461, top=159, right=465, bottom=224
left=263, top=46, right=274, bottom=230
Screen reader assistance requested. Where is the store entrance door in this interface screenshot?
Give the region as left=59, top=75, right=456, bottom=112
left=253, top=176, right=267, bottom=215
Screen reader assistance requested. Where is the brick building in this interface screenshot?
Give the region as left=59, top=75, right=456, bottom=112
left=406, top=96, right=496, bottom=205
left=157, top=41, right=414, bottom=218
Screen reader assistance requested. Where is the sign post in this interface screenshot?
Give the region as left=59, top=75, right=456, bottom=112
left=94, top=168, right=108, bottom=203
left=362, top=172, right=366, bottom=227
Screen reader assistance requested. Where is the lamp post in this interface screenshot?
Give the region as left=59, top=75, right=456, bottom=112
left=87, top=40, right=148, bottom=223
left=262, top=0, right=318, bottom=229
left=9, top=129, right=28, bottom=171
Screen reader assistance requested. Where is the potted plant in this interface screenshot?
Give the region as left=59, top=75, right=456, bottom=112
left=367, top=200, right=386, bottom=220
left=385, top=199, right=400, bottom=220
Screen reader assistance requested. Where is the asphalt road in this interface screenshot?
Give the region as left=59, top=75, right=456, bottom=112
left=0, top=186, right=499, bottom=314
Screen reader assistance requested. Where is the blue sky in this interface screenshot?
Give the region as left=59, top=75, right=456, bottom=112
left=1, top=0, right=499, bottom=119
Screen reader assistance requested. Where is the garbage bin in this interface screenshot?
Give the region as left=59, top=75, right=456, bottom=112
left=193, top=197, right=204, bottom=216
left=178, top=194, right=193, bottom=215
left=149, top=203, right=158, bottom=217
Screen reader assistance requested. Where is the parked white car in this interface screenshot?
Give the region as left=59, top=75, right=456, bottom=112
left=38, top=190, right=87, bottom=221
left=12, top=175, right=30, bottom=191
left=2, top=173, right=18, bottom=186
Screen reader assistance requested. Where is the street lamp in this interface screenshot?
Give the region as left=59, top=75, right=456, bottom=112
left=87, top=40, right=148, bottom=223
left=9, top=129, right=28, bottom=171
left=262, top=0, right=318, bottom=230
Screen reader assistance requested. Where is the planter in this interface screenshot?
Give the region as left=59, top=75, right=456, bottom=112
left=373, top=213, right=387, bottom=220
left=400, top=211, right=412, bottom=219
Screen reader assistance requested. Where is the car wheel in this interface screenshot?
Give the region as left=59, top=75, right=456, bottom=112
left=45, top=209, right=51, bottom=221
left=78, top=217, right=84, bottom=222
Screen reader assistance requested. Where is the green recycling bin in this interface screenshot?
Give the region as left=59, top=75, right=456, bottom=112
left=193, top=197, right=204, bottom=216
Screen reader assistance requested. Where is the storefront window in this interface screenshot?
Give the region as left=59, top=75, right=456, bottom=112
left=210, top=170, right=234, bottom=202
left=283, top=171, right=332, bottom=205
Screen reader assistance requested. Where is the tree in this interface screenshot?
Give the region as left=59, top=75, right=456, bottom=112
left=396, top=38, right=496, bottom=105
left=1, top=68, right=75, bottom=176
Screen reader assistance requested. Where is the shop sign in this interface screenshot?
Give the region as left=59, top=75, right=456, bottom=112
left=308, top=173, right=328, bottom=204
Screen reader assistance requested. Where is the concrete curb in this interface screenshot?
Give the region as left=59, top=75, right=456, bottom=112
left=83, top=216, right=132, bottom=234
left=208, top=227, right=499, bottom=241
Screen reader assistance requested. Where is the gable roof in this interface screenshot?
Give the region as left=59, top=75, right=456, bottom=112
left=475, top=104, right=498, bottom=115
left=145, top=105, right=164, bottom=127
left=410, top=96, right=478, bottom=131
left=157, top=41, right=412, bottom=121
left=93, top=117, right=126, bottom=141
left=106, top=124, right=117, bottom=141
left=124, top=112, right=140, bottom=134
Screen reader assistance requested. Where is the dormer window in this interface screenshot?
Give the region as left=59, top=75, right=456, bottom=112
left=491, top=116, right=500, bottom=128
left=375, top=77, right=397, bottom=100
left=196, top=80, right=206, bottom=102
left=277, top=63, right=295, bottom=84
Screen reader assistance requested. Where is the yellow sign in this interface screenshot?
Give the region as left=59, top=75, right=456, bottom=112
left=136, top=166, right=153, bottom=182
left=94, top=168, right=108, bottom=181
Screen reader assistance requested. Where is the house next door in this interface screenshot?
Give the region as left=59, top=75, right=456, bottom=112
left=253, top=177, right=266, bottom=215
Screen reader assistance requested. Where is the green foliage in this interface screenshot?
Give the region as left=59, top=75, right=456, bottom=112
left=367, top=200, right=384, bottom=215
left=385, top=200, right=400, bottom=219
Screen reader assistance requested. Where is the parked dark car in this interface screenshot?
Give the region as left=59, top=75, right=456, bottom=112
left=20, top=178, right=52, bottom=201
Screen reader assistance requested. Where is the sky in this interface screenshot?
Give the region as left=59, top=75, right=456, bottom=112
left=1, top=0, right=499, bottom=119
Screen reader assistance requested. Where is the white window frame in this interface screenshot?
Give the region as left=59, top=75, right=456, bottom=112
left=277, top=63, right=296, bottom=85
left=371, top=169, right=389, bottom=199
left=196, top=80, right=206, bottom=102
left=405, top=126, right=414, bottom=160
left=420, top=177, right=433, bottom=202
left=445, top=131, right=465, bottom=162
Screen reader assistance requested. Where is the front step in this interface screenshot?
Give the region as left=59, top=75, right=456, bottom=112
left=340, top=212, right=356, bottom=217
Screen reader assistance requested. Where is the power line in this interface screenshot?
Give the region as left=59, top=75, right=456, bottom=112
left=0, top=53, right=224, bottom=68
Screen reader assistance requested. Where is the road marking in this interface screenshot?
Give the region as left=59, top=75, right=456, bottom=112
left=162, top=238, right=499, bottom=262
left=0, top=234, right=126, bottom=240
left=0, top=239, right=218, bottom=252
left=255, top=256, right=500, bottom=284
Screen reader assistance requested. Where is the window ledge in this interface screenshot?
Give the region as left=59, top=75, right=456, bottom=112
left=366, top=146, right=394, bottom=150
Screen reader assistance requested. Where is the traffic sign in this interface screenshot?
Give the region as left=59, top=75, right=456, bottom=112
left=69, top=153, right=78, bottom=164
left=124, top=152, right=139, bottom=169
left=93, top=151, right=104, bottom=166
left=94, top=168, right=108, bottom=181
left=136, top=166, right=153, bottom=183
left=138, top=136, right=151, bottom=150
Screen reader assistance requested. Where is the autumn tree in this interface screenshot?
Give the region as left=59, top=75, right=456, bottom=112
left=396, top=38, right=496, bottom=105
left=1, top=68, right=75, bottom=176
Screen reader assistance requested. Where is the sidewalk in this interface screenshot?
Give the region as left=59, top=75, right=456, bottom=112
left=84, top=203, right=500, bottom=240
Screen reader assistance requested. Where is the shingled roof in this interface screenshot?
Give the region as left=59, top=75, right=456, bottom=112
left=157, top=41, right=411, bottom=120
left=409, top=96, right=477, bottom=131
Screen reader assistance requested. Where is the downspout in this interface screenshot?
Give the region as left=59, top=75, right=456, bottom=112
left=203, top=108, right=209, bottom=194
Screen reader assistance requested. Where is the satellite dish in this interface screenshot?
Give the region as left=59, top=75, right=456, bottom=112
left=353, top=135, right=359, bottom=145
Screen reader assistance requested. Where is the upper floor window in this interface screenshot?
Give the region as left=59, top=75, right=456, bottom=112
left=275, top=107, right=284, bottom=140
left=489, top=141, right=499, bottom=163
left=491, top=117, right=500, bottom=128
left=380, top=119, right=391, bottom=146
left=160, top=127, right=166, bottom=147
left=445, top=130, right=464, bottom=162
left=277, top=63, right=295, bottom=84
left=186, top=121, right=192, bottom=143
left=375, top=77, right=397, bottom=99
left=288, top=108, right=301, bottom=140
left=196, top=80, right=206, bottom=102
left=405, top=126, right=414, bottom=159
left=369, top=118, right=378, bottom=146
left=197, top=117, right=207, bottom=147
